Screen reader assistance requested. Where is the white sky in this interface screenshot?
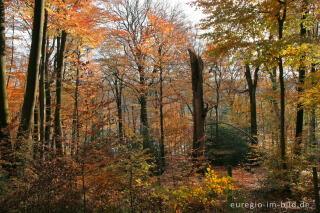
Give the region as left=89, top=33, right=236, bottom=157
left=170, top=0, right=205, bottom=26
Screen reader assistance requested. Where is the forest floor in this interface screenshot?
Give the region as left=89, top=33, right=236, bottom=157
left=214, top=166, right=315, bottom=213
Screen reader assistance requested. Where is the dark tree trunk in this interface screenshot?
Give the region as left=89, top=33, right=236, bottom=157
left=72, top=48, right=80, bottom=156
left=277, top=2, right=287, bottom=169
left=138, top=65, right=151, bottom=151
left=159, top=66, right=165, bottom=173
left=215, top=105, right=218, bottom=144
left=245, top=64, right=259, bottom=144
left=33, top=102, right=39, bottom=158
left=54, top=31, right=67, bottom=157
left=132, top=105, right=136, bottom=133
left=39, top=10, right=48, bottom=159
left=310, top=64, right=316, bottom=150
left=139, top=93, right=149, bottom=149
left=188, top=49, right=206, bottom=159
left=44, top=37, right=52, bottom=152
left=313, top=167, right=320, bottom=212
left=17, top=0, right=45, bottom=150
left=213, top=65, right=221, bottom=145
left=115, top=77, right=123, bottom=142
left=294, top=5, right=307, bottom=155
left=0, top=0, right=12, bottom=175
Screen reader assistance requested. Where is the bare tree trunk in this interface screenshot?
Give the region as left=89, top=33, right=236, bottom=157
left=159, top=66, right=165, bottom=173
left=39, top=10, right=48, bottom=159
left=17, top=0, right=45, bottom=155
left=33, top=101, right=39, bottom=158
left=245, top=64, right=259, bottom=144
left=44, top=37, right=52, bottom=153
left=132, top=105, right=136, bottom=134
left=72, top=48, right=80, bottom=156
left=313, top=167, right=320, bottom=212
left=138, top=66, right=151, bottom=152
left=277, top=2, right=287, bottom=170
left=294, top=4, right=307, bottom=155
left=115, top=77, right=123, bottom=142
left=54, top=31, right=67, bottom=157
left=0, top=0, right=12, bottom=175
left=310, top=64, right=317, bottom=151
left=188, top=49, right=206, bottom=159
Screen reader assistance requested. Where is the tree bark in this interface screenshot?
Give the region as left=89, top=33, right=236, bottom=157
left=313, top=167, right=320, bottom=212
left=159, top=65, right=165, bottom=173
left=245, top=64, right=259, bottom=144
left=294, top=4, right=307, bottom=155
left=188, top=49, right=206, bottom=159
left=53, top=30, right=67, bottom=157
left=138, top=65, right=151, bottom=151
left=39, top=10, right=48, bottom=159
left=277, top=2, right=287, bottom=169
left=17, top=0, right=45, bottom=148
left=33, top=102, right=39, bottom=158
left=140, top=93, right=149, bottom=149
left=310, top=64, right=316, bottom=151
left=115, top=76, right=123, bottom=142
left=72, top=48, right=80, bottom=156
left=0, top=0, right=12, bottom=175
left=44, top=37, right=52, bottom=152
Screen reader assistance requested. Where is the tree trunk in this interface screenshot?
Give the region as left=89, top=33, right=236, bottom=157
left=294, top=5, right=307, bottom=155
left=159, top=66, right=165, bottom=173
left=72, top=48, right=80, bottom=156
left=140, top=93, right=149, bottom=149
left=39, top=10, right=48, bottom=159
left=310, top=64, right=317, bottom=151
left=115, top=77, right=123, bottom=142
left=33, top=102, right=39, bottom=158
left=54, top=30, right=67, bottom=157
left=270, top=67, right=280, bottom=117
left=17, top=0, right=45, bottom=149
left=277, top=3, right=287, bottom=170
left=0, top=0, right=12, bottom=175
left=44, top=37, right=52, bottom=153
left=245, top=64, right=259, bottom=144
left=313, top=167, right=320, bottom=212
left=215, top=105, right=219, bottom=144
left=138, top=65, right=151, bottom=151
left=188, top=49, right=206, bottom=159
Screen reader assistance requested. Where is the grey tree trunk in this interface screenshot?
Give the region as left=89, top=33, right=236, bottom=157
left=188, top=49, right=206, bottom=159
left=39, top=10, right=48, bottom=159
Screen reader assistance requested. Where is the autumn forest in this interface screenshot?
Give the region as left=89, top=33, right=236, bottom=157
left=0, top=0, right=320, bottom=212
